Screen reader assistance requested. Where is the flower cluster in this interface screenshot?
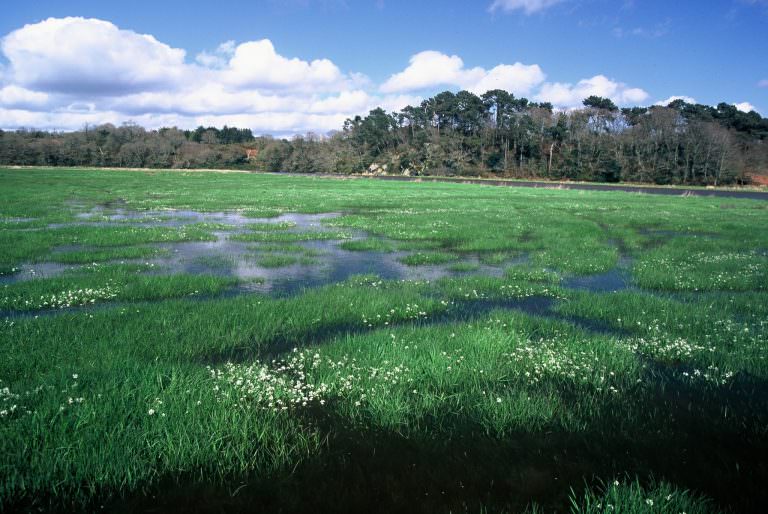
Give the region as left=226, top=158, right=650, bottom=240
left=209, top=352, right=330, bottom=411
left=622, top=335, right=716, bottom=362
left=2, top=283, right=120, bottom=310
left=147, top=397, right=166, bottom=417
left=0, top=383, right=22, bottom=419
left=680, top=364, right=735, bottom=386
left=504, top=337, right=626, bottom=392
left=208, top=348, right=413, bottom=412
left=0, top=379, right=43, bottom=420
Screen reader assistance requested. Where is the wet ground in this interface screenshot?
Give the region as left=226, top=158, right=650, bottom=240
left=1, top=208, right=652, bottom=335
left=1, top=209, right=517, bottom=295
left=563, top=255, right=635, bottom=293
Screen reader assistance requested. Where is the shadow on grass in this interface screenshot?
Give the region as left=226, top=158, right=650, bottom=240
left=86, top=372, right=768, bottom=514
left=8, top=365, right=767, bottom=513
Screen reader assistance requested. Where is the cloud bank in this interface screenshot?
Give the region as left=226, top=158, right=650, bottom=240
left=0, top=17, right=386, bottom=134
left=0, top=16, right=718, bottom=135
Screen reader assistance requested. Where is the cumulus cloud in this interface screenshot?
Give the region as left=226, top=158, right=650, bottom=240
left=734, top=102, right=756, bottom=113
left=655, top=95, right=697, bottom=106
left=380, top=51, right=545, bottom=96
left=535, top=75, right=648, bottom=108
left=195, top=40, right=236, bottom=69
left=0, top=85, right=50, bottom=110
left=0, top=16, right=659, bottom=135
left=488, top=0, right=565, bottom=15
left=1, top=17, right=187, bottom=95
left=224, top=39, right=348, bottom=91
left=0, top=17, right=384, bottom=134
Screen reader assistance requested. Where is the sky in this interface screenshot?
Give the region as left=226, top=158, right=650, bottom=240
left=0, top=0, right=766, bottom=136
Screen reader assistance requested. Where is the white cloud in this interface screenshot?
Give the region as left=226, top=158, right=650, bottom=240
left=535, top=74, right=648, bottom=107
left=1, top=17, right=187, bottom=95
left=470, top=63, right=547, bottom=96
left=380, top=51, right=471, bottom=93
left=0, top=17, right=660, bottom=136
left=0, top=106, right=367, bottom=136
left=734, top=102, right=756, bottom=113
left=308, top=90, right=371, bottom=114
left=195, top=40, right=236, bottom=68
left=655, top=95, right=696, bottom=106
left=489, top=0, right=565, bottom=15
left=0, top=85, right=50, bottom=110
left=380, top=50, right=545, bottom=96
left=224, top=39, right=347, bottom=91
left=0, top=17, right=380, bottom=135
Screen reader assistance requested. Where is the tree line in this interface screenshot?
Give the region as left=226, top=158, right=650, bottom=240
left=1, top=92, right=766, bottom=185
left=0, top=124, right=255, bottom=170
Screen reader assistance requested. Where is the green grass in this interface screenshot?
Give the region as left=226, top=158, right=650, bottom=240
left=0, top=167, right=766, bottom=513
left=447, top=262, right=480, bottom=272
left=479, top=251, right=522, bottom=266
left=255, top=254, right=318, bottom=268
left=338, top=238, right=396, bottom=252
left=0, top=264, right=238, bottom=311
left=398, top=251, right=458, bottom=266
left=568, top=478, right=716, bottom=514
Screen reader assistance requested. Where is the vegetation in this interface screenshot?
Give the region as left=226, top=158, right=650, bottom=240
left=1, top=94, right=767, bottom=185
left=1, top=168, right=767, bottom=513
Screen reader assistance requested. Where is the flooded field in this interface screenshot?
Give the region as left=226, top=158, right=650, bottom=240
left=2, top=168, right=767, bottom=514
left=3, top=209, right=529, bottom=297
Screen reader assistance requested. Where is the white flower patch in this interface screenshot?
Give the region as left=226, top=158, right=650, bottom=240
left=3, top=283, right=121, bottom=310
left=208, top=348, right=413, bottom=412
left=680, top=364, right=735, bottom=386
left=635, top=251, right=765, bottom=291
left=622, top=336, right=716, bottom=362
left=504, top=338, right=625, bottom=392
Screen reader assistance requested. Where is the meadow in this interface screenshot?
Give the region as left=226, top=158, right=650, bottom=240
left=1, top=168, right=767, bottom=513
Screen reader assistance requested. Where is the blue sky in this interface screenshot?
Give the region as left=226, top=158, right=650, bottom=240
left=0, top=0, right=765, bottom=134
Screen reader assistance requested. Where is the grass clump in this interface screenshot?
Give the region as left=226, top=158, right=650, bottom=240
left=0, top=268, right=237, bottom=311
left=569, top=478, right=716, bottom=514
left=399, top=251, right=458, bottom=266
left=447, top=262, right=480, bottom=272
left=480, top=251, right=522, bottom=266
left=257, top=254, right=301, bottom=268
left=338, top=239, right=395, bottom=252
